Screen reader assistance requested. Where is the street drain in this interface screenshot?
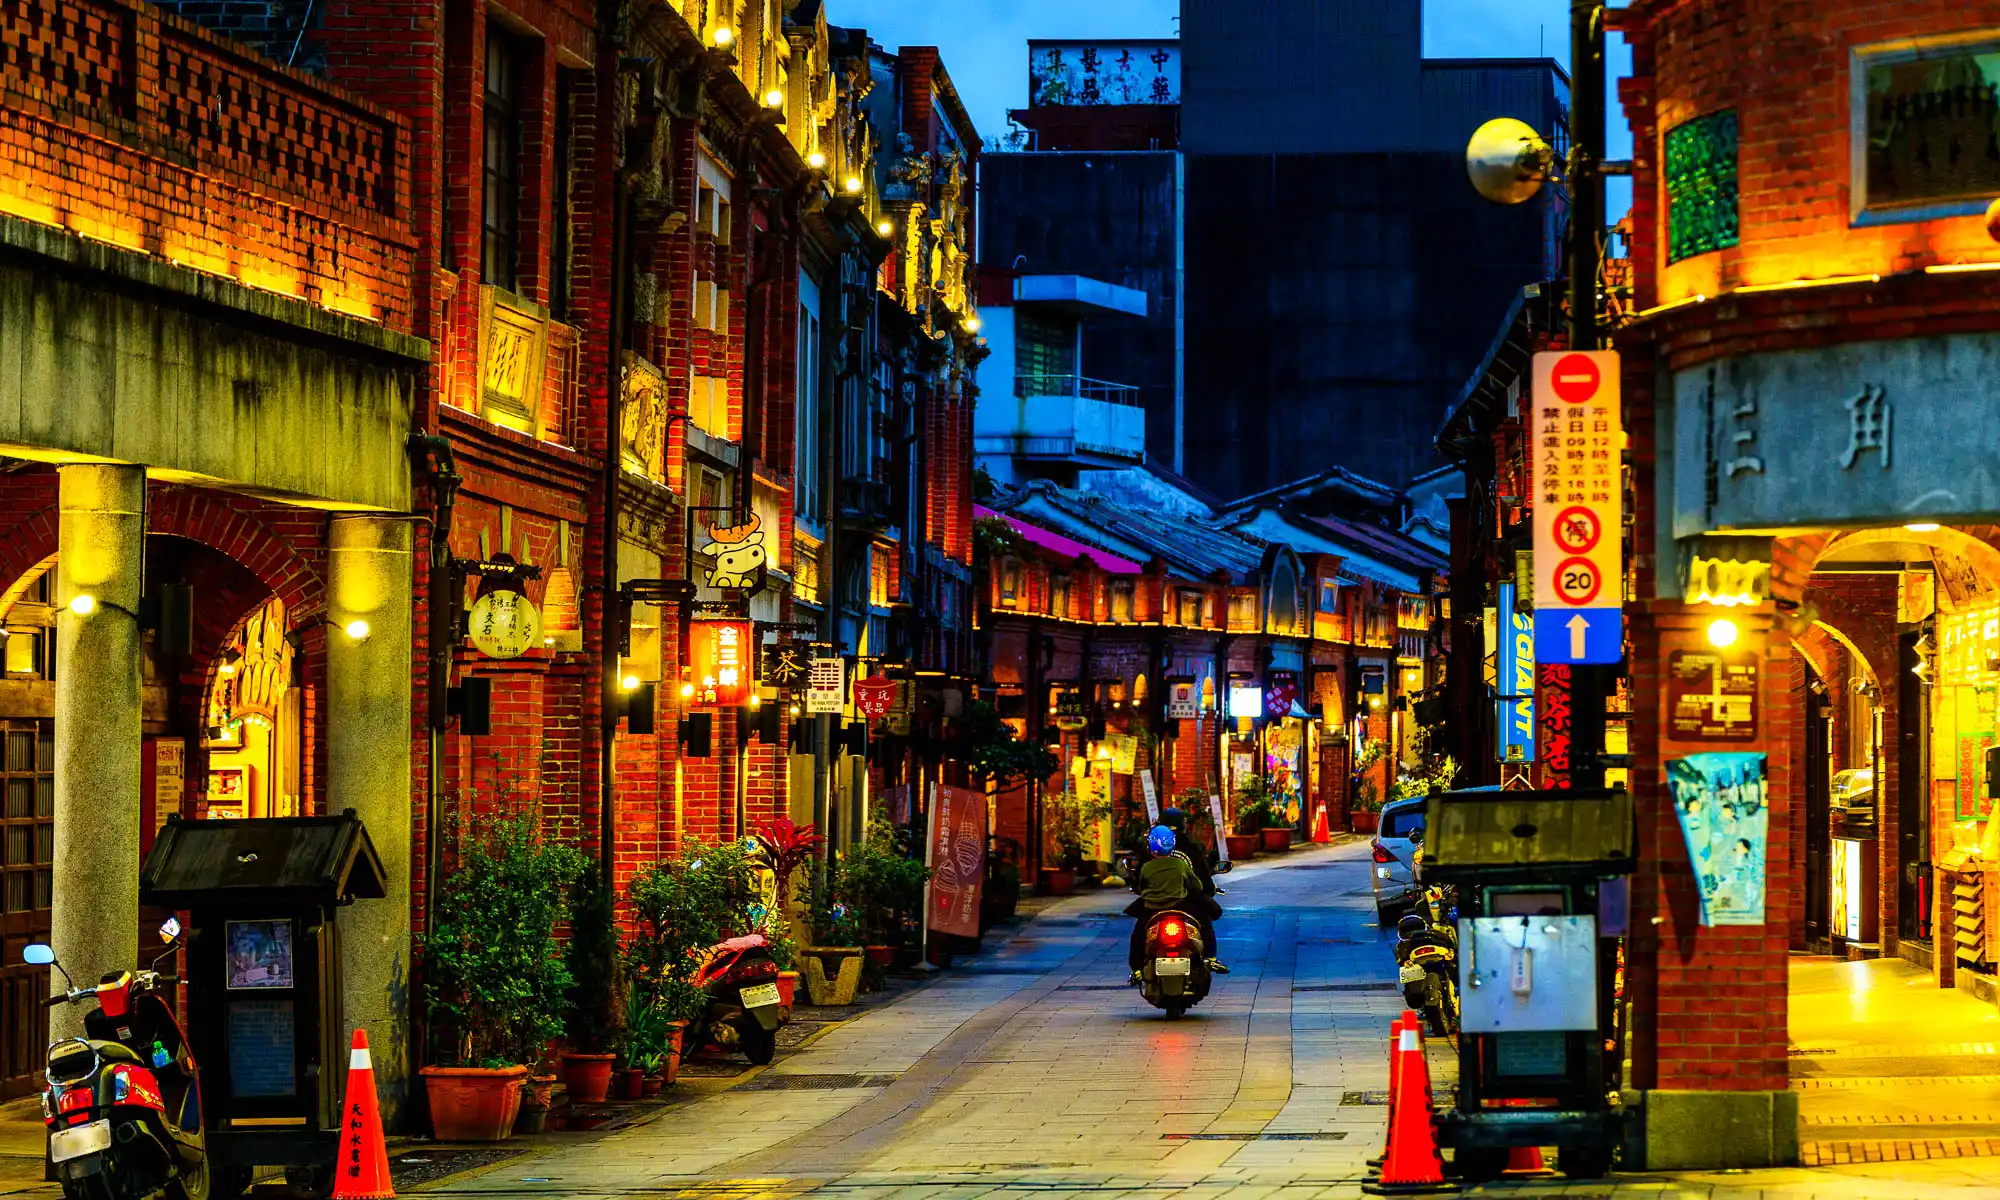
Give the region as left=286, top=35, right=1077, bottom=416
left=1161, top=1132, right=1348, bottom=1141
left=1294, top=982, right=1398, bottom=992
left=954, top=966, right=1051, bottom=975
left=736, top=1073, right=900, bottom=1091
left=1343, top=1087, right=1456, bottom=1106
left=1056, top=984, right=1132, bottom=991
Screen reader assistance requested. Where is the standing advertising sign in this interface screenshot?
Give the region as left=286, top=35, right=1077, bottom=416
left=925, top=784, right=986, bottom=938
left=1138, top=770, right=1161, bottom=824
left=1495, top=581, right=1536, bottom=764
left=1531, top=350, right=1624, bottom=664
left=1208, top=795, right=1230, bottom=863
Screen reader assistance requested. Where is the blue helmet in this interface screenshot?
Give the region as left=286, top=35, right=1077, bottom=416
left=1147, top=825, right=1177, bottom=856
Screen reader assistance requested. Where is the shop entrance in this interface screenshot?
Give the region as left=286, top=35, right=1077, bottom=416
left=1777, top=525, right=2000, bottom=1156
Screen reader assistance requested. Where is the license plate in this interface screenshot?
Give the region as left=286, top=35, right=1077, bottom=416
left=740, top=982, right=781, bottom=1009
left=50, top=1119, right=109, bottom=1164
left=1154, top=957, right=1192, bottom=977
left=1399, top=963, right=1428, bottom=984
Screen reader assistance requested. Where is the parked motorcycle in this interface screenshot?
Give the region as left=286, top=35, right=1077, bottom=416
left=681, top=933, right=783, bottom=1065
left=1394, top=849, right=1460, bottom=1037
left=1136, top=909, right=1212, bottom=1019
left=34, top=919, right=209, bottom=1200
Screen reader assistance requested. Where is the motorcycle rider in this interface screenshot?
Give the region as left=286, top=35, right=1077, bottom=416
left=1127, top=825, right=1197, bottom=985
left=1159, top=807, right=1229, bottom=975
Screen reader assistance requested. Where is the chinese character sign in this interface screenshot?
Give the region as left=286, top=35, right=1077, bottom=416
left=1531, top=350, right=1624, bottom=664
left=1664, top=752, right=1767, bottom=926
left=762, top=642, right=810, bottom=689
left=806, top=657, right=846, bottom=713
left=469, top=589, right=541, bottom=661
left=927, top=784, right=986, bottom=938
left=852, top=675, right=898, bottom=720
left=688, top=620, right=753, bottom=707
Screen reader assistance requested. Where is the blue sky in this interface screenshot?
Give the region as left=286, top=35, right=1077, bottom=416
left=830, top=0, right=1633, bottom=213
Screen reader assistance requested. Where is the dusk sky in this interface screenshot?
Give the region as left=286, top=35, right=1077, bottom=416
left=831, top=0, right=1635, bottom=214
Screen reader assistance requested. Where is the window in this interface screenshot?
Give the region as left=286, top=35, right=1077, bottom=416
left=1051, top=574, right=1071, bottom=620
left=1177, top=588, right=1202, bottom=626
left=1664, top=109, right=1738, bottom=263
left=1318, top=579, right=1339, bottom=614
left=1854, top=37, right=2000, bottom=224
left=870, top=545, right=893, bottom=609
left=998, top=559, right=1022, bottom=608
left=1227, top=590, right=1259, bottom=631
left=690, top=376, right=729, bottom=440
left=0, top=721, right=53, bottom=915
left=482, top=26, right=528, bottom=292
left=691, top=465, right=731, bottom=517
left=1014, top=312, right=1076, bottom=396
left=550, top=71, right=577, bottom=319
left=1381, top=805, right=1424, bottom=840
left=1109, top=581, right=1135, bottom=623
left=796, top=275, right=823, bottom=525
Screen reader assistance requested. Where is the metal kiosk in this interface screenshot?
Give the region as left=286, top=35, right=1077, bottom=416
left=138, top=813, right=387, bottom=1198
left=1422, top=786, right=1633, bottom=1181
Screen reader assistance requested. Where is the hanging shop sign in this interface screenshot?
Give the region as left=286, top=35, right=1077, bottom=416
left=1264, top=670, right=1299, bottom=720
left=1166, top=679, right=1200, bottom=720
left=1054, top=693, right=1089, bottom=732
left=1228, top=685, right=1263, bottom=721
left=1536, top=663, right=1571, bottom=790
left=469, top=589, right=542, bottom=660
left=687, top=619, right=753, bottom=707
left=761, top=642, right=811, bottom=689
left=1679, top=535, right=1772, bottom=609
left=1531, top=350, right=1624, bottom=665
left=1664, top=752, right=1768, bottom=926
left=1495, top=581, right=1536, bottom=763
left=1667, top=649, right=1759, bottom=742
left=1108, top=733, right=1139, bottom=775
left=852, top=676, right=899, bottom=721
left=806, top=657, right=846, bottom=713
left=698, top=514, right=771, bottom=593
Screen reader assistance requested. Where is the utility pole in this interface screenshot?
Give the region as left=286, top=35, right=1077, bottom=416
left=1568, top=0, right=1611, bottom=789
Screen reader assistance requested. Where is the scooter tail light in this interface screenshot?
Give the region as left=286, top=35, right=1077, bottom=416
left=1157, top=919, right=1186, bottom=947
left=1371, top=842, right=1394, bottom=864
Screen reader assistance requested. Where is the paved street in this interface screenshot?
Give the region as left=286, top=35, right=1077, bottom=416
left=393, top=842, right=2000, bottom=1200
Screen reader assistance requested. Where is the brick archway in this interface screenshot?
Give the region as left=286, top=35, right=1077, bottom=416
left=0, top=484, right=326, bottom=623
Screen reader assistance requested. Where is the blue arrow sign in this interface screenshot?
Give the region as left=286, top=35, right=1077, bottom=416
left=1534, top=607, right=1623, bottom=665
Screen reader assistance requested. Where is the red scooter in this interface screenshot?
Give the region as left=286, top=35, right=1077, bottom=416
left=681, top=934, right=783, bottom=1065
left=33, top=919, right=210, bottom=1200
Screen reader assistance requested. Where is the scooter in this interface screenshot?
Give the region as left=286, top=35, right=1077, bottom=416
left=1393, top=854, right=1460, bottom=1037
left=34, top=919, right=210, bottom=1200
left=1137, top=909, right=1212, bottom=1020
left=682, top=934, right=783, bottom=1066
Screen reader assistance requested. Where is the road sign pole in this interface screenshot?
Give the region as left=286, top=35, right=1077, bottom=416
left=1570, top=0, right=1609, bottom=790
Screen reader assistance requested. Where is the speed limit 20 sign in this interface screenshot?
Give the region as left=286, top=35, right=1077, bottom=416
left=1531, top=350, right=1624, bottom=665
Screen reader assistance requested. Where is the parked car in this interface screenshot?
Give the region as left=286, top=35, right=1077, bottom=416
left=1370, top=796, right=1427, bottom=925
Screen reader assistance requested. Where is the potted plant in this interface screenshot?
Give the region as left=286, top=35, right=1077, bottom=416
left=516, top=1066, right=558, bottom=1135
left=1350, top=741, right=1393, bottom=834
left=1226, top=783, right=1270, bottom=861
left=420, top=801, right=586, bottom=1141
left=559, top=863, right=622, bottom=1105
left=626, top=838, right=759, bottom=1070
left=802, top=879, right=864, bottom=1006
left=837, top=820, right=931, bottom=964
left=1255, top=778, right=1296, bottom=853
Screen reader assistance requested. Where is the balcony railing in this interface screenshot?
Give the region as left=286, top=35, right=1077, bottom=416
left=1016, top=374, right=1142, bottom=406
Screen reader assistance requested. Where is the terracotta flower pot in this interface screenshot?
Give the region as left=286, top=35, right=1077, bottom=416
left=514, top=1073, right=556, bottom=1135
left=1350, top=812, right=1379, bottom=835
left=864, top=944, right=897, bottom=969
left=422, top=1065, right=527, bottom=1142
left=662, top=1023, right=686, bottom=1086
left=559, top=1052, right=614, bottom=1105
left=804, top=949, right=863, bottom=1005
left=776, top=970, right=800, bottom=1021
left=1224, top=834, right=1259, bottom=861
left=1260, top=827, right=1295, bottom=853
left=641, top=1074, right=663, bottom=1098
left=1037, top=868, right=1076, bottom=896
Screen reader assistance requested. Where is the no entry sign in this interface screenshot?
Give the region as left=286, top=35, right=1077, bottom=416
left=1531, top=350, right=1624, bottom=665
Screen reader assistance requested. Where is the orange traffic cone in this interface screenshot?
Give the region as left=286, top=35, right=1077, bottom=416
left=1496, top=1100, right=1551, bottom=1175
left=1310, top=803, right=1331, bottom=843
left=333, top=1030, right=394, bottom=1200
left=1369, top=1012, right=1418, bottom=1169
left=1363, top=1018, right=1457, bottom=1195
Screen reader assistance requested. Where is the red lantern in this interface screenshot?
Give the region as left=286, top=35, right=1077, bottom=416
left=852, top=675, right=898, bottom=720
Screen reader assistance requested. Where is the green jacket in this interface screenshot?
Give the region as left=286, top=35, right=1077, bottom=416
left=1136, top=853, right=1197, bottom=909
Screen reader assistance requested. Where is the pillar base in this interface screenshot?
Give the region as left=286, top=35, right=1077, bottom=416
left=1624, top=1089, right=1799, bottom=1170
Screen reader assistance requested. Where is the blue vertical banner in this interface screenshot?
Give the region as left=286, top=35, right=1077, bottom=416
left=1665, top=752, right=1769, bottom=926
left=1495, top=582, right=1536, bottom=763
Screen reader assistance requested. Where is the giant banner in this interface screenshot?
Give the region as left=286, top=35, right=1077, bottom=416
left=927, top=785, right=987, bottom=938
left=1664, top=752, right=1768, bottom=926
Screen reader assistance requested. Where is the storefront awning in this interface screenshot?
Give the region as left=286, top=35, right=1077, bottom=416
left=976, top=506, right=1144, bottom=574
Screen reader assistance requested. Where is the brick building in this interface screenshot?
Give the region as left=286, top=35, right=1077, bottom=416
left=1515, top=0, right=2000, bottom=1170
left=0, top=0, right=977, bottom=1128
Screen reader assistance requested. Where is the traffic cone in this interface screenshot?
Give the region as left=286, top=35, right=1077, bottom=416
left=1309, top=803, right=1331, bottom=843
left=1368, top=1012, right=1417, bottom=1169
left=1362, top=1018, right=1457, bottom=1195
left=333, top=1030, right=394, bottom=1200
left=1497, top=1100, right=1551, bottom=1176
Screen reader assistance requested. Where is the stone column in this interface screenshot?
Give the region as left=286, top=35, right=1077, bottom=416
left=326, top=516, right=414, bottom=1124
left=50, top=465, right=146, bottom=1039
